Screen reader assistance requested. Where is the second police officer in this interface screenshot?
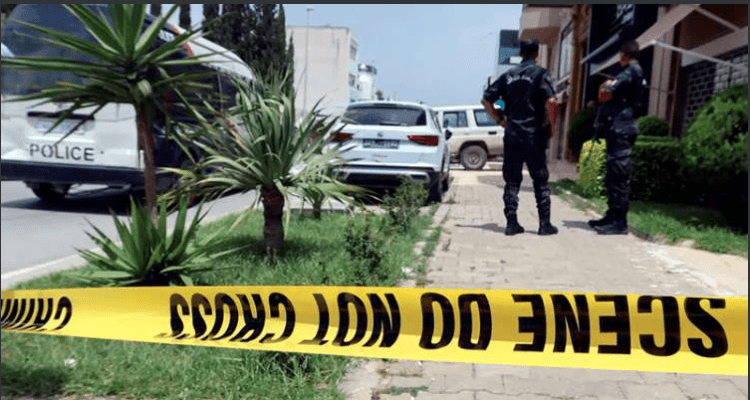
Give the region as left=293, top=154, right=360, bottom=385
left=588, top=40, right=648, bottom=235
left=481, top=39, right=559, bottom=236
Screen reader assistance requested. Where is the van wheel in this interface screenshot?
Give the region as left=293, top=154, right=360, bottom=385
left=31, top=182, right=71, bottom=203
left=460, top=145, right=487, bottom=170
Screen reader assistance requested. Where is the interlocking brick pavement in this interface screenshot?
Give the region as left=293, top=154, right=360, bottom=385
left=340, top=169, right=747, bottom=400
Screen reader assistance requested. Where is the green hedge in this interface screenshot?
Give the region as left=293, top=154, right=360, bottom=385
left=577, top=139, right=607, bottom=198
left=631, top=136, right=682, bottom=202
left=637, top=115, right=671, bottom=137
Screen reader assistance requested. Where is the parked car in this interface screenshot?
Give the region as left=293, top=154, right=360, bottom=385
left=433, top=105, right=504, bottom=170
left=328, top=101, right=452, bottom=202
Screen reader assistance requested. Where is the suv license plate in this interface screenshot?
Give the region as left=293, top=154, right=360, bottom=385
left=363, top=139, right=399, bottom=149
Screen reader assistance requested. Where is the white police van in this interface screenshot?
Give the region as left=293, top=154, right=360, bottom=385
left=1, top=4, right=254, bottom=201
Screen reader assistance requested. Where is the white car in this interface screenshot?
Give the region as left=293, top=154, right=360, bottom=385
left=433, top=105, right=505, bottom=170
left=329, top=101, right=452, bottom=202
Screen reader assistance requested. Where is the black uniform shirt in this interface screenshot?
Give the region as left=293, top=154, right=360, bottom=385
left=602, top=60, right=647, bottom=134
left=483, top=59, right=555, bottom=135
left=604, top=60, right=646, bottom=112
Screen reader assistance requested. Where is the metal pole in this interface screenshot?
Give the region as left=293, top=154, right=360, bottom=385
left=304, top=7, right=314, bottom=115
left=649, top=40, right=746, bottom=71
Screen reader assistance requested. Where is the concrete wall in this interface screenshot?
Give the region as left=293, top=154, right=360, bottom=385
left=681, top=47, right=748, bottom=133
left=287, top=25, right=358, bottom=117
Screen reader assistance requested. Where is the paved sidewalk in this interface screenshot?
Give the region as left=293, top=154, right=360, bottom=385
left=340, top=169, right=747, bottom=400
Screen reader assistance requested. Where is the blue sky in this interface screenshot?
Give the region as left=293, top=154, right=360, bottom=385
left=168, top=4, right=522, bottom=107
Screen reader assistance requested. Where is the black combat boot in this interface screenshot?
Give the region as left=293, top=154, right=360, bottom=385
left=594, top=212, right=628, bottom=235
left=588, top=210, right=613, bottom=227
left=537, top=200, right=558, bottom=236
left=505, top=215, right=525, bottom=236
left=538, top=221, right=559, bottom=235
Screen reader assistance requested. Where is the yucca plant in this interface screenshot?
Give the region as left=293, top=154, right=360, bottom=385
left=167, top=77, right=363, bottom=254
left=72, top=196, right=242, bottom=286
left=1, top=4, right=215, bottom=220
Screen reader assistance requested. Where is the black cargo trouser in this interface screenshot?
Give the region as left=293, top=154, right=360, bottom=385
left=604, top=129, right=637, bottom=223
left=602, top=106, right=638, bottom=223
left=502, top=129, right=551, bottom=221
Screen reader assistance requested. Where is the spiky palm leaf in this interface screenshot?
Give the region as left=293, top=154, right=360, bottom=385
left=165, top=77, right=363, bottom=253
left=71, top=196, right=246, bottom=286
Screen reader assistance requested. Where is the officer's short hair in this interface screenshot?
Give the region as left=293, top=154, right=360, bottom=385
left=621, top=40, right=640, bottom=60
left=519, top=39, right=539, bottom=56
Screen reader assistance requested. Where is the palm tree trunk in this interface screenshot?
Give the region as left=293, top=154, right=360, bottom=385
left=261, top=186, right=285, bottom=254
left=137, top=106, right=159, bottom=221
left=312, top=197, right=323, bottom=219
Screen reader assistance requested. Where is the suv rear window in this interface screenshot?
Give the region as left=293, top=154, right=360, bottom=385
left=345, top=105, right=427, bottom=126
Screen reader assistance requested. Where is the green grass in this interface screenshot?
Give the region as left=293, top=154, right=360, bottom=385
left=550, top=179, right=748, bottom=257
left=1, top=210, right=433, bottom=400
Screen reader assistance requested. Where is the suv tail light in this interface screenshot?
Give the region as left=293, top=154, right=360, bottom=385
left=408, top=135, right=439, bottom=146
left=330, top=132, right=353, bottom=143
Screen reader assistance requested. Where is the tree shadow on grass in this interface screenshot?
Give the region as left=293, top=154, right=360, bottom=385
left=0, top=363, right=68, bottom=398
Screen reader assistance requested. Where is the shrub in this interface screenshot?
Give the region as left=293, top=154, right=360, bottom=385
left=637, top=115, right=671, bottom=137
left=567, top=108, right=596, bottom=159
left=680, top=83, right=748, bottom=232
left=381, top=176, right=428, bottom=231
left=631, top=136, right=682, bottom=202
left=576, top=139, right=607, bottom=199
left=343, top=213, right=389, bottom=285
left=71, top=197, right=244, bottom=286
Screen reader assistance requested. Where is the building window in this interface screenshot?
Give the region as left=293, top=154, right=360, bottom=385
left=349, top=73, right=356, bottom=87
left=558, top=22, right=572, bottom=80
left=442, top=111, right=468, bottom=128
left=350, top=43, right=357, bottom=61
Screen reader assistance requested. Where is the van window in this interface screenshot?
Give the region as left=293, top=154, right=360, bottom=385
left=443, top=111, right=468, bottom=128
left=473, top=110, right=497, bottom=127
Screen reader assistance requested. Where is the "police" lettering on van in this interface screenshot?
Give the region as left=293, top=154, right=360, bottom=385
left=30, top=144, right=94, bottom=162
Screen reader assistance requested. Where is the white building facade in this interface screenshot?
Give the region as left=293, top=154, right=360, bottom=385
left=287, top=25, right=381, bottom=117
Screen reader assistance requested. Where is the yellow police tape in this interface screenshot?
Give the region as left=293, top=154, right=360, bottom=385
left=1, top=286, right=747, bottom=376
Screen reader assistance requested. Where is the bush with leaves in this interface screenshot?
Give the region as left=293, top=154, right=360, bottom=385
left=343, top=213, right=389, bottom=286
left=637, top=115, right=671, bottom=137
left=576, top=140, right=607, bottom=199
left=71, top=196, right=243, bottom=286
left=680, top=83, right=748, bottom=232
left=381, top=177, right=429, bottom=232
left=630, top=136, right=682, bottom=202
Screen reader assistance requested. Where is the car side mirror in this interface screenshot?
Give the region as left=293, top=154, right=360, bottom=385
left=444, top=129, right=453, bottom=141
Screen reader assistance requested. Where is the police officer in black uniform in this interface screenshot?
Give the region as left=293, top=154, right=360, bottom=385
left=588, top=40, right=647, bottom=235
left=481, top=39, right=559, bottom=236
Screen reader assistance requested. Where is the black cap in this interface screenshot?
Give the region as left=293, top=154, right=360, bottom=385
left=519, top=39, right=539, bottom=54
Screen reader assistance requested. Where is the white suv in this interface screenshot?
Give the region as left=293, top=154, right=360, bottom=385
left=433, top=105, right=504, bottom=170
left=329, top=101, right=452, bottom=202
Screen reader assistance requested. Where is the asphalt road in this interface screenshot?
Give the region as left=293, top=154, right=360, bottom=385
left=1, top=165, right=489, bottom=289
left=0, top=181, right=263, bottom=289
